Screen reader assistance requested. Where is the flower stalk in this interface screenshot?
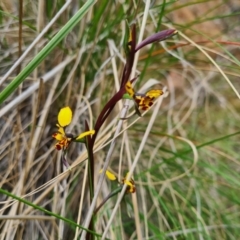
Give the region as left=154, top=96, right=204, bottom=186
left=52, top=24, right=177, bottom=238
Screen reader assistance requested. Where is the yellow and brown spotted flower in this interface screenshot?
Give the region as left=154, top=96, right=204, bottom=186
left=102, top=169, right=136, bottom=194
left=52, top=107, right=95, bottom=151
left=122, top=172, right=136, bottom=194
left=95, top=170, right=136, bottom=214
left=125, top=81, right=163, bottom=111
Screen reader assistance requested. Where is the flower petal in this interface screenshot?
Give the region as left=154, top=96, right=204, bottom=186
left=56, top=125, right=65, bottom=135
left=55, top=139, right=71, bottom=151
left=125, top=81, right=135, bottom=97
left=75, top=130, right=95, bottom=140
left=140, top=97, right=153, bottom=109
left=100, top=169, right=117, bottom=181
left=55, top=143, right=63, bottom=150
left=58, top=107, right=72, bottom=127
left=52, top=132, right=64, bottom=141
left=122, top=172, right=136, bottom=193
left=145, top=89, right=163, bottom=98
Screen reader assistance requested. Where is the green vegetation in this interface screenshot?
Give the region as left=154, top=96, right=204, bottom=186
left=0, top=0, right=240, bottom=239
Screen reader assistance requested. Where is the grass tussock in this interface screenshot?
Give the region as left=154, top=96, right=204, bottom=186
left=0, top=0, right=240, bottom=239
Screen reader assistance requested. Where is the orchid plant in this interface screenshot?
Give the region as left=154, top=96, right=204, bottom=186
left=52, top=24, right=177, bottom=237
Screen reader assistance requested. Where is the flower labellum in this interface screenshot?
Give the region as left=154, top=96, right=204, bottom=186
left=122, top=172, right=136, bottom=194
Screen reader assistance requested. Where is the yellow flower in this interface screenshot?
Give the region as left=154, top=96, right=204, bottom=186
left=52, top=107, right=95, bottom=150
left=101, top=169, right=136, bottom=194
left=125, top=81, right=163, bottom=111
left=122, top=172, right=136, bottom=194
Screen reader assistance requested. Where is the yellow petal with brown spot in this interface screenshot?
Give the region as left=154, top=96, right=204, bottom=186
left=52, top=132, right=64, bottom=141
left=125, top=81, right=135, bottom=98
left=123, top=172, right=136, bottom=193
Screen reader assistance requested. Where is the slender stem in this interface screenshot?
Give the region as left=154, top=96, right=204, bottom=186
left=80, top=106, right=128, bottom=240
left=101, top=1, right=152, bottom=238
left=85, top=121, right=95, bottom=240
left=94, top=187, right=122, bottom=214
left=86, top=142, right=94, bottom=202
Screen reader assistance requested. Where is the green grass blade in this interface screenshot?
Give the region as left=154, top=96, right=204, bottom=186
left=0, top=0, right=96, bottom=104
left=0, top=188, right=101, bottom=237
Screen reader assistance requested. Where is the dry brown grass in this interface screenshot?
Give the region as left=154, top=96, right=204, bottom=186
left=1, top=1, right=240, bottom=239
